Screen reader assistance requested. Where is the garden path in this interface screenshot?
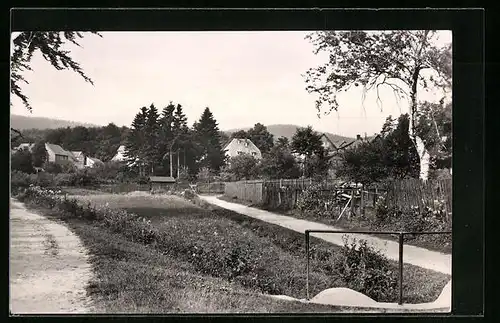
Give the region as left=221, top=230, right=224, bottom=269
left=200, top=195, right=451, bottom=276
left=9, top=198, right=94, bottom=314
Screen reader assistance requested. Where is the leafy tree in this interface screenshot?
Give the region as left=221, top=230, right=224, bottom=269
left=247, top=123, right=274, bottom=154
left=384, top=114, right=420, bottom=178
left=45, top=127, right=69, bottom=145
left=276, top=136, right=290, bottom=149
left=291, top=126, right=324, bottom=158
left=226, top=154, right=260, bottom=181
left=11, top=149, right=35, bottom=174
left=337, top=114, right=420, bottom=184
left=260, top=145, right=301, bottom=179
left=291, top=126, right=328, bottom=178
left=305, top=30, right=452, bottom=181
left=415, top=101, right=452, bottom=170
left=193, top=108, right=226, bottom=172
left=31, top=141, right=47, bottom=167
left=11, top=32, right=102, bottom=112
left=230, top=130, right=248, bottom=139
left=96, top=123, right=123, bottom=161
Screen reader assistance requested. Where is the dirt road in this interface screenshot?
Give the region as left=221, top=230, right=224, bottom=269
left=9, top=199, right=94, bottom=314
left=200, top=195, right=452, bottom=276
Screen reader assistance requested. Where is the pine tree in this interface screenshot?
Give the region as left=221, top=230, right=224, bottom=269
left=193, top=107, right=226, bottom=173
left=171, top=104, right=190, bottom=177
left=144, top=104, right=161, bottom=175
left=125, top=106, right=148, bottom=176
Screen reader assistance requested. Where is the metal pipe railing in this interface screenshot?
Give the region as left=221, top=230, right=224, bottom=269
left=304, top=229, right=451, bottom=305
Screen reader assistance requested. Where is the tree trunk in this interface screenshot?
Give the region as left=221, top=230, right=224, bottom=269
left=409, top=67, right=431, bottom=182
left=177, top=149, right=180, bottom=178
left=169, top=148, right=173, bottom=177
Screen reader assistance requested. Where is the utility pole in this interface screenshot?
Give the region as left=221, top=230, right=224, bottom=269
left=167, top=133, right=181, bottom=179
left=177, top=148, right=180, bottom=178
left=169, top=146, right=173, bottom=178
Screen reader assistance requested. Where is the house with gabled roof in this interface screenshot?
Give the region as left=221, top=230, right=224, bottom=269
left=45, top=143, right=77, bottom=165
left=224, top=138, right=262, bottom=160
left=15, top=143, right=35, bottom=152
left=111, top=145, right=127, bottom=162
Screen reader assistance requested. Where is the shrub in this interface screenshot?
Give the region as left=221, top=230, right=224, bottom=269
left=43, top=162, right=63, bottom=174
left=11, top=170, right=32, bottom=189
left=72, top=169, right=99, bottom=187
left=54, top=173, right=74, bottom=186
left=332, top=236, right=398, bottom=301
left=296, top=184, right=340, bottom=217
left=29, top=172, right=55, bottom=187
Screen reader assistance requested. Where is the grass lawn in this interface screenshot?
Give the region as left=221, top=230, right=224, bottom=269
left=218, top=195, right=452, bottom=254
left=26, top=204, right=418, bottom=314
left=68, top=192, right=450, bottom=305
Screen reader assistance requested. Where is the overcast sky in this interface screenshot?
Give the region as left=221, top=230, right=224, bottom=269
left=10, top=31, right=451, bottom=137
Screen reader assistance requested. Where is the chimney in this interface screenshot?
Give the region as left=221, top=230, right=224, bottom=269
left=356, top=134, right=361, bottom=140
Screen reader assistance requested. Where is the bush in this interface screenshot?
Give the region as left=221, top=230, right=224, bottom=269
left=29, top=172, right=55, bottom=187
left=43, top=162, right=63, bottom=174
left=332, top=236, right=398, bottom=301
left=295, top=184, right=342, bottom=217
left=54, top=173, right=74, bottom=186
left=11, top=170, right=32, bottom=189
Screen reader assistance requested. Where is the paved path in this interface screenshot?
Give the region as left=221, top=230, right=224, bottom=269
left=200, top=196, right=451, bottom=276
left=9, top=199, right=94, bottom=314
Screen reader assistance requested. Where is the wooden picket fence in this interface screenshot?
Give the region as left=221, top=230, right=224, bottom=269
left=223, top=178, right=452, bottom=215
left=195, top=181, right=225, bottom=194
left=384, top=178, right=452, bottom=215
left=224, top=180, right=264, bottom=204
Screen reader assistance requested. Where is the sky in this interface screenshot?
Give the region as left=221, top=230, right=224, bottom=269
left=10, top=31, right=451, bottom=137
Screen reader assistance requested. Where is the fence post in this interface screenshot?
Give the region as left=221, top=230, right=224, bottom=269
left=398, top=232, right=404, bottom=305
left=350, top=188, right=355, bottom=217
left=360, top=184, right=365, bottom=216
left=305, top=230, right=310, bottom=300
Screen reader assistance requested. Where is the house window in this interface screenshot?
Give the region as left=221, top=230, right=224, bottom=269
left=55, top=155, right=68, bottom=162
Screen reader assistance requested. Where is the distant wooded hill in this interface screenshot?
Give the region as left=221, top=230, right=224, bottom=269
left=10, top=114, right=100, bottom=130
left=225, top=124, right=355, bottom=146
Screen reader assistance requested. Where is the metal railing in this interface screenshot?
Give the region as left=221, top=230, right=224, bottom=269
left=304, top=229, right=452, bottom=305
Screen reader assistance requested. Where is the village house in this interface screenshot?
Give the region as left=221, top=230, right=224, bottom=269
left=45, top=143, right=78, bottom=165
left=71, top=151, right=104, bottom=169
left=111, top=145, right=127, bottom=162
left=14, top=143, right=35, bottom=152
left=224, top=138, right=262, bottom=160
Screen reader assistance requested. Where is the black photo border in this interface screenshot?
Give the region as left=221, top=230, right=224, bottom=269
left=7, top=7, right=485, bottom=322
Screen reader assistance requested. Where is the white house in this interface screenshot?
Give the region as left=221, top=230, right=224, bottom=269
left=111, top=145, right=127, bottom=162
left=70, top=151, right=104, bottom=168
left=15, top=143, right=35, bottom=152
left=70, top=151, right=87, bottom=169
left=86, top=157, right=104, bottom=168
left=224, top=138, right=262, bottom=160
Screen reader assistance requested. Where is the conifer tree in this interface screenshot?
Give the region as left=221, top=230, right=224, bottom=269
left=125, top=106, right=148, bottom=176
left=193, top=107, right=226, bottom=173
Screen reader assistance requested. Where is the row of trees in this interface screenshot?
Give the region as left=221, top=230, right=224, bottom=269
left=124, top=104, right=227, bottom=178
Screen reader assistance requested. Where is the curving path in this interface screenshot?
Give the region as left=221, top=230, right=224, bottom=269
left=200, top=195, right=452, bottom=276
left=9, top=199, right=94, bottom=314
